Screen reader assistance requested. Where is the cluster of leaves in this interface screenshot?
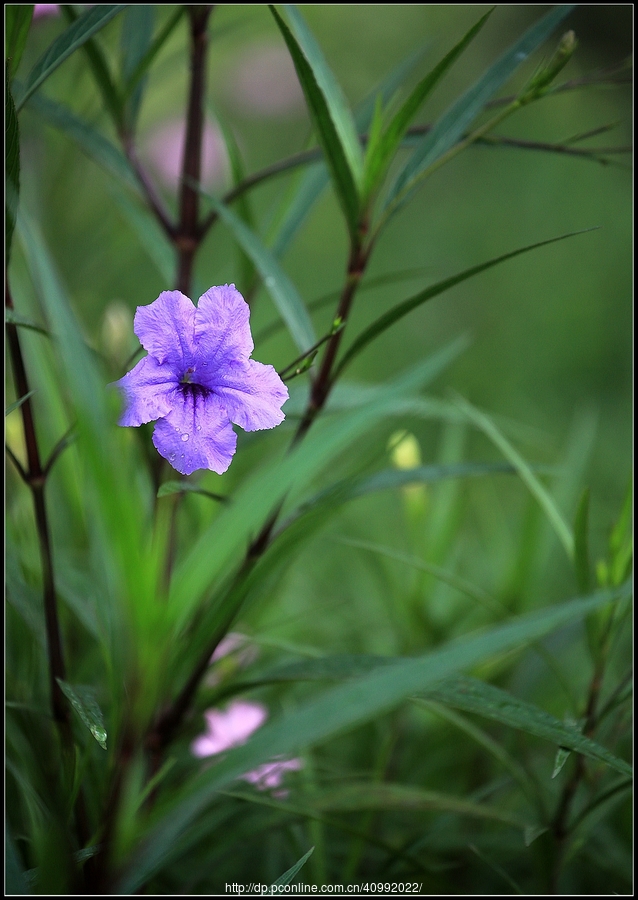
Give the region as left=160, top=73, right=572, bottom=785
left=5, top=4, right=631, bottom=895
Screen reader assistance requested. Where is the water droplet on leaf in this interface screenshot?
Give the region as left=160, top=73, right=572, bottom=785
left=181, top=434, right=189, bottom=442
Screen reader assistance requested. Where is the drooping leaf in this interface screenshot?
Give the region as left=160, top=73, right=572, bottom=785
left=386, top=5, right=576, bottom=214
left=200, top=191, right=316, bottom=353
left=313, top=783, right=527, bottom=829
left=4, top=308, right=50, bottom=336
left=363, top=9, right=492, bottom=201
left=269, top=5, right=360, bottom=238
left=16, top=5, right=127, bottom=112
left=6, top=75, right=20, bottom=262
left=6, top=4, right=34, bottom=78
left=56, top=680, right=107, bottom=749
left=120, top=4, right=154, bottom=129
left=273, top=846, right=315, bottom=887
left=122, top=6, right=185, bottom=102
left=25, top=93, right=139, bottom=189
left=60, top=4, right=123, bottom=129
left=454, top=395, right=574, bottom=561
left=334, top=229, right=594, bottom=379
left=118, top=586, right=625, bottom=891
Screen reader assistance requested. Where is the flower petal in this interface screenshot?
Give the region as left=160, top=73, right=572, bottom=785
left=134, top=291, right=196, bottom=369
left=206, top=359, right=289, bottom=432
left=152, top=387, right=237, bottom=475
left=113, top=356, right=178, bottom=426
left=194, top=284, right=253, bottom=369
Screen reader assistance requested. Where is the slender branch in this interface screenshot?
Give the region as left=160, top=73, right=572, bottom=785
left=6, top=283, right=68, bottom=728
left=6, top=443, right=28, bottom=483
left=43, top=423, right=76, bottom=477
left=122, top=139, right=176, bottom=240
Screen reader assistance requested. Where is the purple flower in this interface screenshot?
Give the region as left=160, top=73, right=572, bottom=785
left=240, top=758, right=304, bottom=792
left=114, top=286, right=288, bottom=475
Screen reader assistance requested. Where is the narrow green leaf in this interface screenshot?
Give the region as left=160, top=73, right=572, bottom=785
left=270, top=45, right=429, bottom=261
left=350, top=461, right=518, bottom=499
left=119, top=586, right=624, bottom=891
left=269, top=5, right=360, bottom=238
left=454, top=395, right=574, bottom=560
left=420, top=677, right=631, bottom=778
left=122, top=6, right=185, bottom=102
left=5, top=307, right=50, bottom=336
left=200, top=191, right=316, bottom=353
left=574, top=487, right=591, bottom=593
left=60, top=4, right=123, bottom=129
left=314, top=783, right=526, bottom=829
left=334, top=228, right=594, bottom=379
left=363, top=9, right=492, bottom=200
left=5, top=824, right=29, bottom=895
left=6, top=76, right=20, bottom=262
left=552, top=746, right=571, bottom=778
left=107, top=181, right=174, bottom=283
left=120, top=4, right=154, bottom=129
left=56, top=680, right=107, bottom=749
left=25, top=93, right=139, bottom=189
left=387, top=5, right=575, bottom=212
left=15, top=4, right=127, bottom=112
left=6, top=5, right=34, bottom=78
left=157, top=480, right=226, bottom=502
left=6, top=390, right=35, bottom=417
left=273, top=846, right=315, bottom=887
left=283, top=4, right=363, bottom=184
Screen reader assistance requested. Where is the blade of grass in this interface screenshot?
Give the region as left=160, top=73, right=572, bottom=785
left=6, top=4, right=34, bottom=78
left=273, top=846, right=315, bottom=887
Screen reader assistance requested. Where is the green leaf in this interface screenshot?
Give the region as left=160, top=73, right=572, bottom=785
left=120, top=4, right=154, bottom=129
left=6, top=390, right=35, bottom=417
left=420, top=677, right=631, bottom=778
left=283, top=4, right=363, bottom=185
left=454, top=395, right=574, bottom=561
left=107, top=181, right=174, bottom=283
left=60, top=4, right=123, bottom=129
left=334, top=228, right=593, bottom=379
left=200, top=191, right=316, bottom=353
left=5, top=823, right=30, bottom=895
left=15, top=4, right=127, bottom=112
left=157, top=481, right=226, bottom=503
left=122, top=6, right=185, bottom=103
left=552, top=746, right=571, bottom=778
left=386, top=5, right=575, bottom=213
left=574, top=487, right=591, bottom=593
left=119, top=586, right=625, bottom=891
left=6, top=5, right=34, bottom=78
left=270, top=5, right=360, bottom=238
left=363, top=9, right=492, bottom=201
left=25, top=93, right=139, bottom=189
left=6, top=75, right=20, bottom=262
left=273, top=846, right=315, bottom=887
left=56, top=680, right=107, bottom=749
left=313, top=783, right=527, bottom=829
left=5, top=307, right=50, bottom=336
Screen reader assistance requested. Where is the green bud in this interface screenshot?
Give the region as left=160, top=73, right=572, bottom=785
left=521, top=31, right=578, bottom=102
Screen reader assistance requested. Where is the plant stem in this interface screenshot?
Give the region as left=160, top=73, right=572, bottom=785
left=176, top=5, right=213, bottom=295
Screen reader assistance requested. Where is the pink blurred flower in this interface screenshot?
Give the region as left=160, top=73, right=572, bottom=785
left=144, top=118, right=228, bottom=190
left=191, top=701, right=303, bottom=795
left=191, top=700, right=267, bottom=757
left=240, top=758, right=304, bottom=793
left=225, top=43, right=305, bottom=117
left=33, top=5, right=60, bottom=19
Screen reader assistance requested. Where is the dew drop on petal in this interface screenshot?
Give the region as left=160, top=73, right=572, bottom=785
left=181, top=434, right=189, bottom=442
